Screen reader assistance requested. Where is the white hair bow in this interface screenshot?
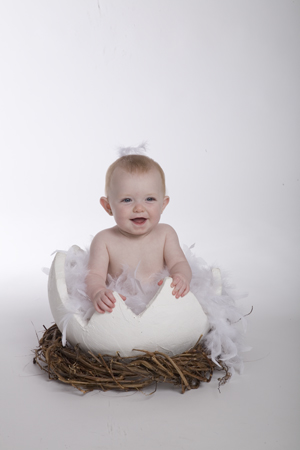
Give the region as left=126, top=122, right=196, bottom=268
left=118, top=142, right=148, bottom=157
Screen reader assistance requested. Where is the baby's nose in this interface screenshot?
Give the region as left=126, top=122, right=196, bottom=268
left=133, top=203, right=144, bottom=212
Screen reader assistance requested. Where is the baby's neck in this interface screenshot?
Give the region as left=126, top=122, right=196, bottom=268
left=113, top=225, right=154, bottom=240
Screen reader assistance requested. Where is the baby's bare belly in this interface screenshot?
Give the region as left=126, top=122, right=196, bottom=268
left=108, top=260, right=166, bottom=283
left=106, top=231, right=167, bottom=283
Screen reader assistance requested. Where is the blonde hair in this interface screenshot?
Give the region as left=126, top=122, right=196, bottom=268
left=105, top=154, right=166, bottom=196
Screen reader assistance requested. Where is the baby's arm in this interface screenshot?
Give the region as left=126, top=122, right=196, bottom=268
left=160, top=225, right=192, bottom=298
left=86, top=232, right=126, bottom=313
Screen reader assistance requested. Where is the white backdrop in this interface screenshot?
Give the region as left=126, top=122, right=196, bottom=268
left=1, top=0, right=299, bottom=317
left=0, top=2, right=299, bottom=449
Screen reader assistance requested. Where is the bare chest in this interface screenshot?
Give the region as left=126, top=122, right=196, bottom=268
left=107, top=232, right=166, bottom=281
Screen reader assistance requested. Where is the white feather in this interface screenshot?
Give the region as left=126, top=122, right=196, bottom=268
left=118, top=142, right=148, bottom=157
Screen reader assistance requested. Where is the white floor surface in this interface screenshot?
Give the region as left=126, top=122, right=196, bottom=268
left=1, top=281, right=299, bottom=450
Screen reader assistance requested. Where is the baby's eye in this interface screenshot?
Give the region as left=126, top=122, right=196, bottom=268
left=121, top=198, right=132, bottom=203
left=146, top=197, right=156, bottom=202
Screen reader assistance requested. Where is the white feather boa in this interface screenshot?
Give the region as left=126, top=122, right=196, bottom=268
left=58, top=244, right=249, bottom=375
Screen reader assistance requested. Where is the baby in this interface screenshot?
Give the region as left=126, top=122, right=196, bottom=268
left=86, top=151, right=192, bottom=314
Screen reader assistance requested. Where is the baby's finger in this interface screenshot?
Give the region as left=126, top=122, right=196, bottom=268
left=94, top=304, right=105, bottom=314
left=119, top=294, right=126, bottom=301
left=94, top=301, right=109, bottom=314
left=177, top=285, right=188, bottom=298
left=171, top=275, right=182, bottom=288
left=174, top=281, right=187, bottom=298
left=181, top=286, right=190, bottom=297
left=172, top=280, right=183, bottom=296
left=175, top=287, right=185, bottom=298
left=102, top=300, right=114, bottom=310
left=98, top=298, right=114, bottom=312
left=157, top=279, right=163, bottom=286
left=100, top=301, right=115, bottom=312
left=101, top=292, right=117, bottom=308
left=105, top=291, right=116, bottom=304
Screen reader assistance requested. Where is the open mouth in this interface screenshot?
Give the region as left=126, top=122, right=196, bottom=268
left=131, top=218, right=147, bottom=225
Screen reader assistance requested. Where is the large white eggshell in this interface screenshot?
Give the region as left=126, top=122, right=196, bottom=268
left=48, top=249, right=209, bottom=357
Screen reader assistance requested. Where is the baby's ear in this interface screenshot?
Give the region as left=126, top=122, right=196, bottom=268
left=100, top=197, right=113, bottom=215
left=162, top=196, right=170, bottom=212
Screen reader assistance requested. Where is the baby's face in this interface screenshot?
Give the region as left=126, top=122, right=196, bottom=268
left=105, top=167, right=169, bottom=237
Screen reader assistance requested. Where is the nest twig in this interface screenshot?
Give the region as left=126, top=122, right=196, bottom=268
left=33, top=324, right=230, bottom=394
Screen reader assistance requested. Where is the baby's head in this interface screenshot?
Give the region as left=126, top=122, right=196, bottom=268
left=101, top=153, right=169, bottom=235
left=104, top=154, right=166, bottom=198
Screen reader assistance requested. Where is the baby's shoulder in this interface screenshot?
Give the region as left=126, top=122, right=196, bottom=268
left=156, top=223, right=177, bottom=237
left=91, top=227, right=117, bottom=247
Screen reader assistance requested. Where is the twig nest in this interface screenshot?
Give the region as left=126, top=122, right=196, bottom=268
left=33, top=324, right=230, bottom=394
left=48, top=247, right=209, bottom=357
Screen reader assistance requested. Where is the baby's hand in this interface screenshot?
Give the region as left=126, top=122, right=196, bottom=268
left=158, top=275, right=190, bottom=298
left=92, top=288, right=126, bottom=314
left=171, top=274, right=190, bottom=298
